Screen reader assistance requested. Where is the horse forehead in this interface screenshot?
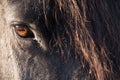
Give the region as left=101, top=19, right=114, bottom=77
left=3, top=4, right=35, bottom=24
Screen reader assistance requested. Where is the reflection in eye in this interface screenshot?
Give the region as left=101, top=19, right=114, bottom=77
left=13, top=24, right=34, bottom=38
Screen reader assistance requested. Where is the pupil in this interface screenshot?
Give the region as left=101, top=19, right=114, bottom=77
left=17, top=28, right=26, bottom=32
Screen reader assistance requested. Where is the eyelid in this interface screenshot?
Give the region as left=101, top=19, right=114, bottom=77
left=11, top=21, right=30, bottom=28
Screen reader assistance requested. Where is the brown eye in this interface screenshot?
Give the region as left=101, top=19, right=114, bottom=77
left=14, top=24, right=34, bottom=38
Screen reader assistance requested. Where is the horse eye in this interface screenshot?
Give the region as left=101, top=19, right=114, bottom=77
left=14, top=24, right=34, bottom=38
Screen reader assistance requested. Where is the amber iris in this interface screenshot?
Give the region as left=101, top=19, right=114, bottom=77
left=16, top=26, right=28, bottom=37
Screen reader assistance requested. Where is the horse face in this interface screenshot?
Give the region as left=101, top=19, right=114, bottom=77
left=1, top=0, right=120, bottom=80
